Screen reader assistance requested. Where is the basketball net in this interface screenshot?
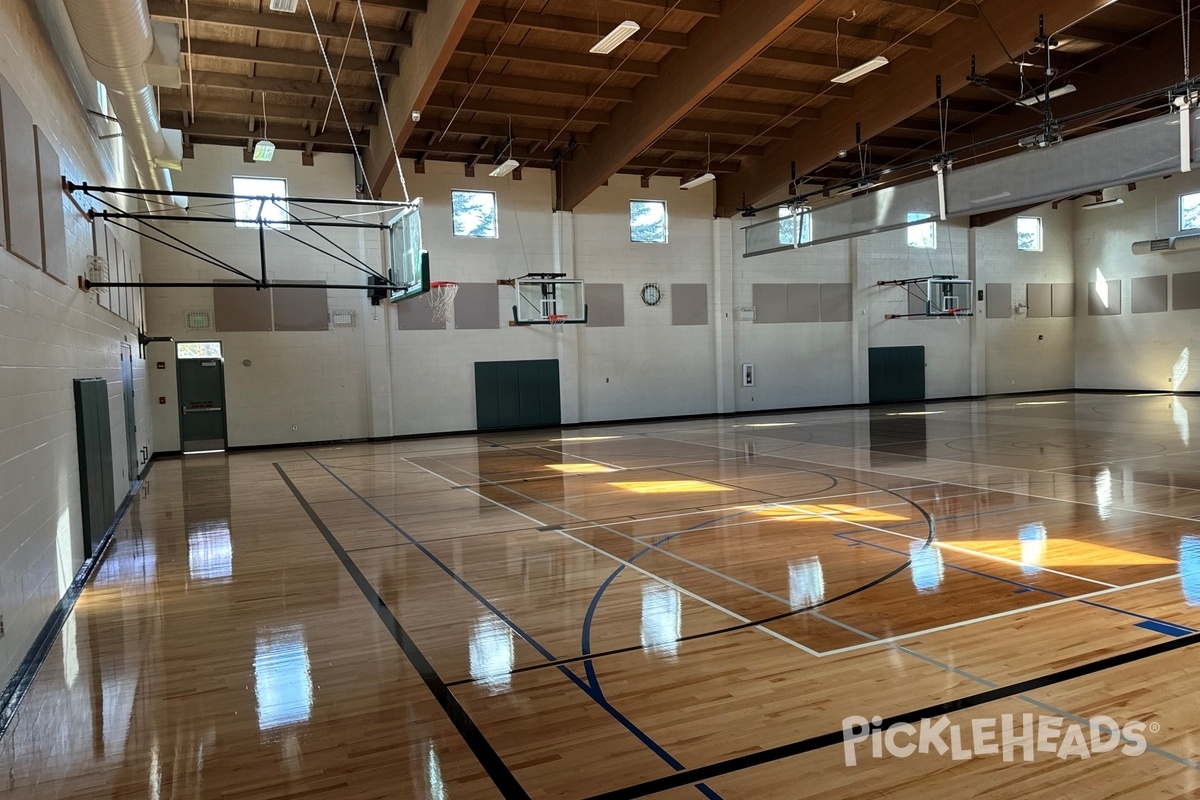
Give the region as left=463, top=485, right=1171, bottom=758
left=425, top=281, right=458, bottom=325
left=548, top=314, right=567, bottom=334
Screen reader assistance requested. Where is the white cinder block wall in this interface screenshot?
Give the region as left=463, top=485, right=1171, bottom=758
left=1074, top=176, right=1200, bottom=392
left=0, top=2, right=153, bottom=683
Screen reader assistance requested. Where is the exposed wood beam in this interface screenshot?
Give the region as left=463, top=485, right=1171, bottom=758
left=161, top=96, right=375, bottom=126
left=697, top=97, right=822, bottom=119
left=718, top=0, right=1121, bottom=211
left=423, top=94, right=609, bottom=125
left=560, top=0, right=821, bottom=210
left=455, top=39, right=658, bottom=77
left=147, top=0, right=411, bottom=47
left=412, top=118, right=593, bottom=144
left=356, top=0, right=427, bottom=11
left=187, top=40, right=400, bottom=75
left=626, top=156, right=739, bottom=173
left=669, top=118, right=797, bottom=139
left=608, top=0, right=720, bottom=16
left=472, top=6, right=687, bottom=49
left=1060, top=24, right=1151, bottom=48
left=161, top=113, right=370, bottom=146
left=183, top=70, right=378, bottom=102
left=878, top=0, right=978, bottom=18
left=724, top=73, right=854, bottom=99
left=367, top=0, right=482, bottom=196
left=793, top=17, right=933, bottom=50
left=757, top=47, right=893, bottom=77
left=649, top=139, right=766, bottom=158
left=437, top=69, right=634, bottom=102
left=1115, top=0, right=1181, bottom=15
left=400, top=139, right=556, bottom=163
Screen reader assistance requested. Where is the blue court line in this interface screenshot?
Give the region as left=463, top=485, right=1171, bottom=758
left=834, top=532, right=1196, bottom=635
left=307, top=456, right=723, bottom=800
left=1136, top=619, right=1193, bottom=637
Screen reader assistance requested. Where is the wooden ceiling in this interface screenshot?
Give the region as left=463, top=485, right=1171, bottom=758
left=152, top=0, right=1195, bottom=210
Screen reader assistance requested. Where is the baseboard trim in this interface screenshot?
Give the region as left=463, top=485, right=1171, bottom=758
left=0, top=455, right=157, bottom=741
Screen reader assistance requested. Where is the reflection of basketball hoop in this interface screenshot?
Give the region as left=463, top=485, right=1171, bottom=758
left=424, top=280, right=458, bottom=324
left=548, top=313, right=567, bottom=334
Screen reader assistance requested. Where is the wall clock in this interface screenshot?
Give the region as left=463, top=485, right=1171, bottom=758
left=640, top=282, right=662, bottom=306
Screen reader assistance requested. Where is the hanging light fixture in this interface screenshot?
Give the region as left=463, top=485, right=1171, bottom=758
left=252, top=92, right=276, bottom=162
left=681, top=134, right=715, bottom=189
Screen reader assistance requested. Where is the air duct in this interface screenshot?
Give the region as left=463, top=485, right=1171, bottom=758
left=1132, top=233, right=1200, bottom=255
left=61, top=0, right=186, bottom=207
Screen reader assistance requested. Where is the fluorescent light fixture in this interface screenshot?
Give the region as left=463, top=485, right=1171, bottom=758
left=1082, top=198, right=1124, bottom=210
left=680, top=172, right=716, bottom=190
left=252, top=139, right=276, bottom=162
left=489, top=158, right=519, bottom=178
left=1016, top=84, right=1077, bottom=107
left=590, top=20, right=640, bottom=54
left=831, top=56, right=889, bottom=84
left=836, top=179, right=876, bottom=196
left=268, top=0, right=299, bottom=11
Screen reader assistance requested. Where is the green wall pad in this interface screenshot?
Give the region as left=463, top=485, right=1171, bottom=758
left=73, top=377, right=115, bottom=557
left=868, top=346, right=926, bottom=404
left=475, top=360, right=561, bottom=430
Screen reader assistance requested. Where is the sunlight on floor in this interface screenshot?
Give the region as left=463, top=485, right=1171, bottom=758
left=940, top=539, right=1176, bottom=567
left=610, top=480, right=731, bottom=494
left=546, top=463, right=617, bottom=474
left=744, top=503, right=908, bottom=523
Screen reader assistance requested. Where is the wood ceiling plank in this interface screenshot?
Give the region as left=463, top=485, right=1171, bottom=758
left=162, top=113, right=371, bottom=145
left=472, top=5, right=688, bottom=49
left=188, top=40, right=400, bottom=75
left=793, top=17, right=933, bottom=49
left=161, top=96, right=375, bottom=126
left=147, top=0, right=411, bottom=47
left=413, top=117, right=592, bottom=144
left=423, top=93, right=609, bottom=125
left=185, top=70, right=379, bottom=102
left=437, top=69, right=633, bottom=102
left=608, top=0, right=720, bottom=17
left=455, top=39, right=659, bottom=76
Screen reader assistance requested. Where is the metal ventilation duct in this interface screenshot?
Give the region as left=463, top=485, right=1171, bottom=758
left=61, top=0, right=185, bottom=206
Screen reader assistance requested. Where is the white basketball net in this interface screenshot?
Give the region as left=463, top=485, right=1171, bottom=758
left=424, top=281, right=458, bottom=324
left=548, top=314, right=567, bottom=334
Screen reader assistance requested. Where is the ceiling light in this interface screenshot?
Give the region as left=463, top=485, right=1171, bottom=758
left=1016, top=84, right=1077, bottom=107
left=590, top=20, right=640, bottom=55
left=836, top=178, right=876, bottom=196
left=489, top=158, right=519, bottom=178
left=1082, top=198, right=1124, bottom=210
left=268, top=0, right=299, bottom=11
left=831, top=56, right=889, bottom=84
left=680, top=172, right=715, bottom=190
left=252, top=139, right=276, bottom=162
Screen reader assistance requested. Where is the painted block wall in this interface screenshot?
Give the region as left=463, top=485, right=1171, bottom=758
left=0, top=2, right=153, bottom=685
left=1074, top=176, right=1200, bottom=392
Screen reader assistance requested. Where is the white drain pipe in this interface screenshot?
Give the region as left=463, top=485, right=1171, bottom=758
left=62, top=0, right=184, bottom=205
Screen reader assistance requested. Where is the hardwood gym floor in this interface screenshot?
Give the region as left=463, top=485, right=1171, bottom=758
left=4, top=392, right=1200, bottom=799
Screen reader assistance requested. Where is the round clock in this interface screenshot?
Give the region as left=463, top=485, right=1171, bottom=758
left=640, top=283, right=662, bottom=306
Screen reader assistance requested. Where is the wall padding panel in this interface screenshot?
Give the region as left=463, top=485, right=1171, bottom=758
left=35, top=129, right=67, bottom=283
left=752, top=283, right=788, bottom=324
left=273, top=280, right=329, bottom=331
left=454, top=282, right=500, bottom=329
left=985, top=283, right=1012, bottom=319
left=0, top=77, right=41, bottom=268
left=786, top=283, right=821, bottom=323
left=1173, top=271, right=1200, bottom=310
left=671, top=283, right=708, bottom=326
left=1131, top=275, right=1168, bottom=314
left=1088, top=280, right=1122, bottom=316
left=1027, top=283, right=1052, bottom=318
left=1051, top=283, right=1075, bottom=317
left=0, top=80, right=6, bottom=248
left=819, top=283, right=852, bottom=322
left=586, top=283, right=624, bottom=327
left=214, top=282, right=272, bottom=331
left=395, top=295, right=441, bottom=330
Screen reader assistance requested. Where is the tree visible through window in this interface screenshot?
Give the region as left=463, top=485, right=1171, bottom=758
left=778, top=207, right=813, bottom=246
left=1181, top=192, right=1200, bottom=231
left=452, top=190, right=498, bottom=237
left=177, top=342, right=222, bottom=360
left=631, top=200, right=668, bottom=243
left=906, top=212, right=936, bottom=249
left=233, top=176, right=289, bottom=229
left=1017, top=216, right=1043, bottom=251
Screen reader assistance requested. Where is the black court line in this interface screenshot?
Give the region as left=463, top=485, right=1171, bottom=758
left=274, top=463, right=530, bottom=800
left=585, top=628, right=1200, bottom=799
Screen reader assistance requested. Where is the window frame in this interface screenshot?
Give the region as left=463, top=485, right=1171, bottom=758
left=906, top=212, right=937, bottom=249
left=630, top=199, right=669, bottom=244
left=232, top=176, right=290, bottom=230
left=450, top=189, right=499, bottom=238
left=1016, top=215, right=1044, bottom=252
left=777, top=206, right=813, bottom=246
left=1181, top=191, right=1200, bottom=231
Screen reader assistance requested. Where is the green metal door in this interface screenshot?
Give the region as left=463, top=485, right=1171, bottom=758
left=178, top=357, right=227, bottom=452
left=121, top=344, right=138, bottom=484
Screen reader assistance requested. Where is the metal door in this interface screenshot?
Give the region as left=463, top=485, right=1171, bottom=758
left=178, top=357, right=227, bottom=453
left=120, top=344, right=138, bottom=483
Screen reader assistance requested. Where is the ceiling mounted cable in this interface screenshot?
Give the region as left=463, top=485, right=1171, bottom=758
left=253, top=92, right=275, bottom=162
left=439, top=0, right=530, bottom=141
left=302, top=0, right=373, bottom=198
left=355, top=0, right=410, bottom=201
left=184, top=0, right=195, bottom=124
left=320, top=12, right=358, bottom=134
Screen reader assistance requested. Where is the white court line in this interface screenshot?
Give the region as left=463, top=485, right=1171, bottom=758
left=402, top=457, right=824, bottom=658
left=815, top=574, right=1181, bottom=658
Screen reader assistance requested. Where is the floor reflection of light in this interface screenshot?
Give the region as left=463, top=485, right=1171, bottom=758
left=188, top=522, right=233, bottom=583
left=941, top=539, right=1174, bottom=567
left=1018, top=523, right=1048, bottom=576
left=1181, top=535, right=1200, bottom=605
left=885, top=411, right=945, bottom=417
left=910, top=542, right=944, bottom=594
left=551, top=435, right=621, bottom=442
left=546, top=463, right=617, bottom=474
left=62, top=614, right=78, bottom=688
left=610, top=480, right=730, bottom=494
left=741, top=423, right=797, bottom=428
left=788, top=558, right=825, bottom=610
left=254, top=627, right=313, bottom=731
left=1174, top=347, right=1190, bottom=389
left=746, top=503, right=907, bottom=523
left=1094, top=467, right=1113, bottom=521
left=1016, top=401, right=1068, bottom=406
left=427, top=740, right=447, bottom=800
left=641, top=583, right=681, bottom=657
left=1173, top=400, right=1190, bottom=447
left=469, top=617, right=514, bottom=694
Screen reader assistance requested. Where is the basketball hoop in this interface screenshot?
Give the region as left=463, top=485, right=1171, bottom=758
left=947, top=307, right=969, bottom=324
left=424, top=280, right=458, bottom=324
left=547, top=313, right=568, bottom=334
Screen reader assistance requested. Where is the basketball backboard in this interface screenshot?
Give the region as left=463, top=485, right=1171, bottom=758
left=509, top=274, right=588, bottom=325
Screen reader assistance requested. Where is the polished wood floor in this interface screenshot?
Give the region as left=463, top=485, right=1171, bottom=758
left=5, top=393, right=1200, bottom=799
